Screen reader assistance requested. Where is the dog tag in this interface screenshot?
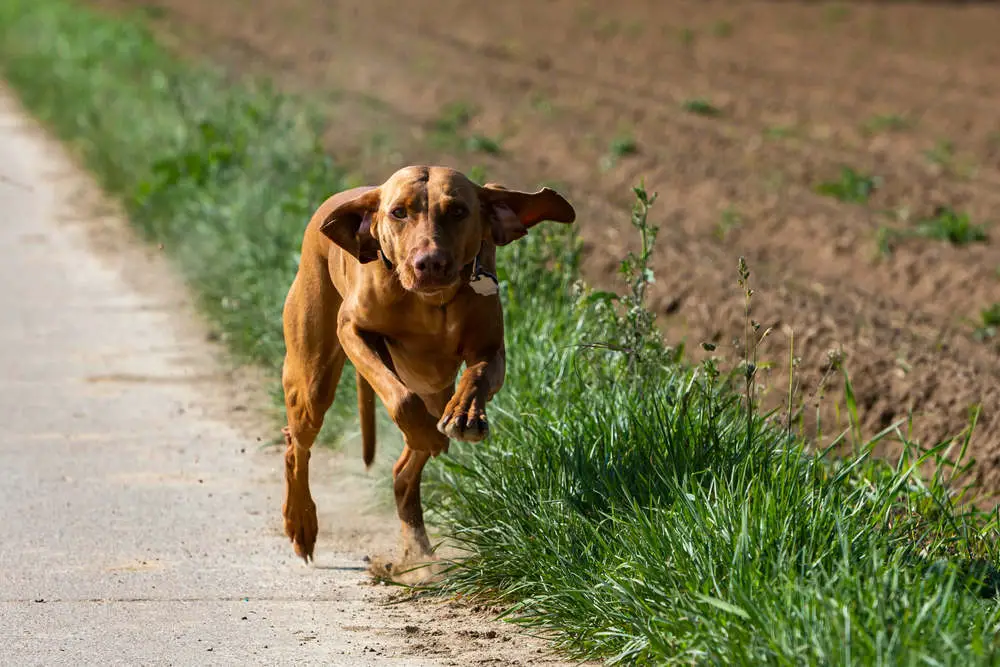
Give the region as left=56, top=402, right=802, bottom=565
left=468, top=270, right=499, bottom=296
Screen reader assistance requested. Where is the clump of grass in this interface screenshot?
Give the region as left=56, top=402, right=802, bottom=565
left=915, top=207, right=989, bottom=245
left=925, top=139, right=955, bottom=168
left=973, top=303, right=1000, bottom=342
left=428, top=101, right=504, bottom=156
left=711, top=19, right=734, bottom=38
left=763, top=124, right=796, bottom=140
left=814, top=166, right=880, bottom=204
left=715, top=204, right=742, bottom=240
left=600, top=133, right=638, bottom=170
left=467, top=165, right=488, bottom=185
left=682, top=98, right=722, bottom=117
left=861, top=113, right=911, bottom=136
left=878, top=207, right=988, bottom=254
left=464, top=133, right=503, bottom=155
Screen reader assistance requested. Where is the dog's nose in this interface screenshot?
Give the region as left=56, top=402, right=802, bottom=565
left=412, top=250, right=453, bottom=279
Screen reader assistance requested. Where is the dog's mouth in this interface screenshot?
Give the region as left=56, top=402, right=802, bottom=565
left=410, top=276, right=460, bottom=295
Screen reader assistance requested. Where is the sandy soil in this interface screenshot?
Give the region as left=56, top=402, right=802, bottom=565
left=85, top=0, right=1000, bottom=495
left=0, top=84, right=575, bottom=665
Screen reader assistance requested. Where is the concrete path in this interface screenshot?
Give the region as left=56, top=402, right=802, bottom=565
left=0, top=87, right=567, bottom=666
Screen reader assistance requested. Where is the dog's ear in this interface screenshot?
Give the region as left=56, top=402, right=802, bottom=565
left=478, top=183, right=576, bottom=246
left=317, top=186, right=382, bottom=263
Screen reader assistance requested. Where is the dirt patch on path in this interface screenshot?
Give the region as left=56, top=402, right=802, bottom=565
left=87, top=1, right=1000, bottom=490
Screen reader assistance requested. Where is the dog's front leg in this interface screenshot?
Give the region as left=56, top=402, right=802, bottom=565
left=337, top=320, right=449, bottom=454
left=339, top=321, right=448, bottom=574
left=436, top=347, right=505, bottom=442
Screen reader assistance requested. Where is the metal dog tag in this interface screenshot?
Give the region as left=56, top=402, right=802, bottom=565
left=468, top=270, right=499, bottom=296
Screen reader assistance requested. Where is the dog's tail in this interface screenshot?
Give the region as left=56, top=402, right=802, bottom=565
left=357, top=370, right=376, bottom=468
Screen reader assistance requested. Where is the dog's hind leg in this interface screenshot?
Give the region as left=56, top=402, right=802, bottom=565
left=280, top=268, right=345, bottom=562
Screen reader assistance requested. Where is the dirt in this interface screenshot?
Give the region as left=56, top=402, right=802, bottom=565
left=84, top=2, right=1000, bottom=489
left=2, top=84, right=574, bottom=664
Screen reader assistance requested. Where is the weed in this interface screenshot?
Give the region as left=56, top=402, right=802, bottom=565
left=824, top=3, right=850, bottom=24
left=711, top=19, right=734, bottom=38
left=716, top=205, right=742, bottom=240
left=429, top=100, right=476, bottom=150
left=878, top=207, right=988, bottom=254
left=600, top=133, right=638, bottom=170
left=862, top=113, right=911, bottom=136
left=467, top=165, right=488, bottom=186
left=814, top=166, right=880, bottom=204
left=464, top=133, right=503, bottom=155
left=678, top=27, right=697, bottom=47
left=973, top=303, right=1000, bottom=342
left=763, top=125, right=796, bottom=140
left=915, top=207, right=989, bottom=245
left=925, top=139, right=955, bottom=168
left=682, top=98, right=722, bottom=117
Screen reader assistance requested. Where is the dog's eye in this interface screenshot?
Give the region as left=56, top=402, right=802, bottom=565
left=449, top=205, right=469, bottom=219
left=390, top=206, right=407, bottom=219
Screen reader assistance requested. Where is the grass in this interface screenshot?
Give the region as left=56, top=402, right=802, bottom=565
left=878, top=207, right=988, bottom=255
left=429, top=100, right=504, bottom=156
left=814, top=166, right=880, bottom=204
left=601, top=132, right=639, bottom=171
left=861, top=113, right=912, bottom=136
left=973, top=304, right=1000, bottom=343
left=4, top=1, right=1000, bottom=665
left=682, top=98, right=722, bottom=117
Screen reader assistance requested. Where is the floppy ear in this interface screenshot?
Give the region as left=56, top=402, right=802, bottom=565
left=316, top=186, right=382, bottom=263
left=479, top=183, right=576, bottom=246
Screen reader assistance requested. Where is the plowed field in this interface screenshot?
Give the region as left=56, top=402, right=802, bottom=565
left=92, top=0, right=1000, bottom=493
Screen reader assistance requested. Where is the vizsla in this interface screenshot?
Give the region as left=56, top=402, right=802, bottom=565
left=280, top=165, right=575, bottom=579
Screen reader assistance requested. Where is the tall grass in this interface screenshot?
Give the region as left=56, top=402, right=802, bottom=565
left=3, top=1, right=1000, bottom=664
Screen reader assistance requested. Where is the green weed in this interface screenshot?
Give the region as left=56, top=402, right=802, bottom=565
left=878, top=207, right=988, bottom=254
left=711, top=19, right=734, bottom=38
left=600, top=133, right=638, bottom=170
left=682, top=98, right=722, bottom=117
left=973, top=303, right=1000, bottom=342
left=814, top=166, right=880, bottom=204
left=716, top=205, right=742, bottom=240
left=862, top=113, right=911, bottom=136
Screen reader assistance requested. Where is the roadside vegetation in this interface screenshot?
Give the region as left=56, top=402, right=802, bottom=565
left=3, top=1, right=1000, bottom=664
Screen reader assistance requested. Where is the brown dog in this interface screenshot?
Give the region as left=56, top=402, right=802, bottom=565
left=280, top=165, right=575, bottom=576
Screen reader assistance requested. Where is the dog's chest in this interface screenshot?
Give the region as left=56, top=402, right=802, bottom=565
left=384, top=308, right=465, bottom=394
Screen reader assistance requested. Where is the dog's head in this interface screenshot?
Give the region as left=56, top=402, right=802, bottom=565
left=318, top=165, right=575, bottom=297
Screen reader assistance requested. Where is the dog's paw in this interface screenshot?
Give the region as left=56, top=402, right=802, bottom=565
left=436, top=390, right=489, bottom=442
left=282, top=491, right=317, bottom=563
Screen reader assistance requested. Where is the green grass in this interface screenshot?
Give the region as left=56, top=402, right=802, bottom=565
left=814, top=166, right=880, bottom=204
left=973, top=303, right=1000, bottom=342
left=682, top=98, right=722, bottom=117
left=861, top=113, right=912, bottom=136
left=4, top=1, right=1000, bottom=665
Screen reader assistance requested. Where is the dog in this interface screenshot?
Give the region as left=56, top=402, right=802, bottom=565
left=280, top=165, right=575, bottom=579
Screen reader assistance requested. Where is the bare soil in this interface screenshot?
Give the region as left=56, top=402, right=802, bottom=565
left=87, top=2, right=1000, bottom=489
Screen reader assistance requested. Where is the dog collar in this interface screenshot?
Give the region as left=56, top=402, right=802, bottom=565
left=378, top=246, right=499, bottom=297
left=468, top=249, right=499, bottom=296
